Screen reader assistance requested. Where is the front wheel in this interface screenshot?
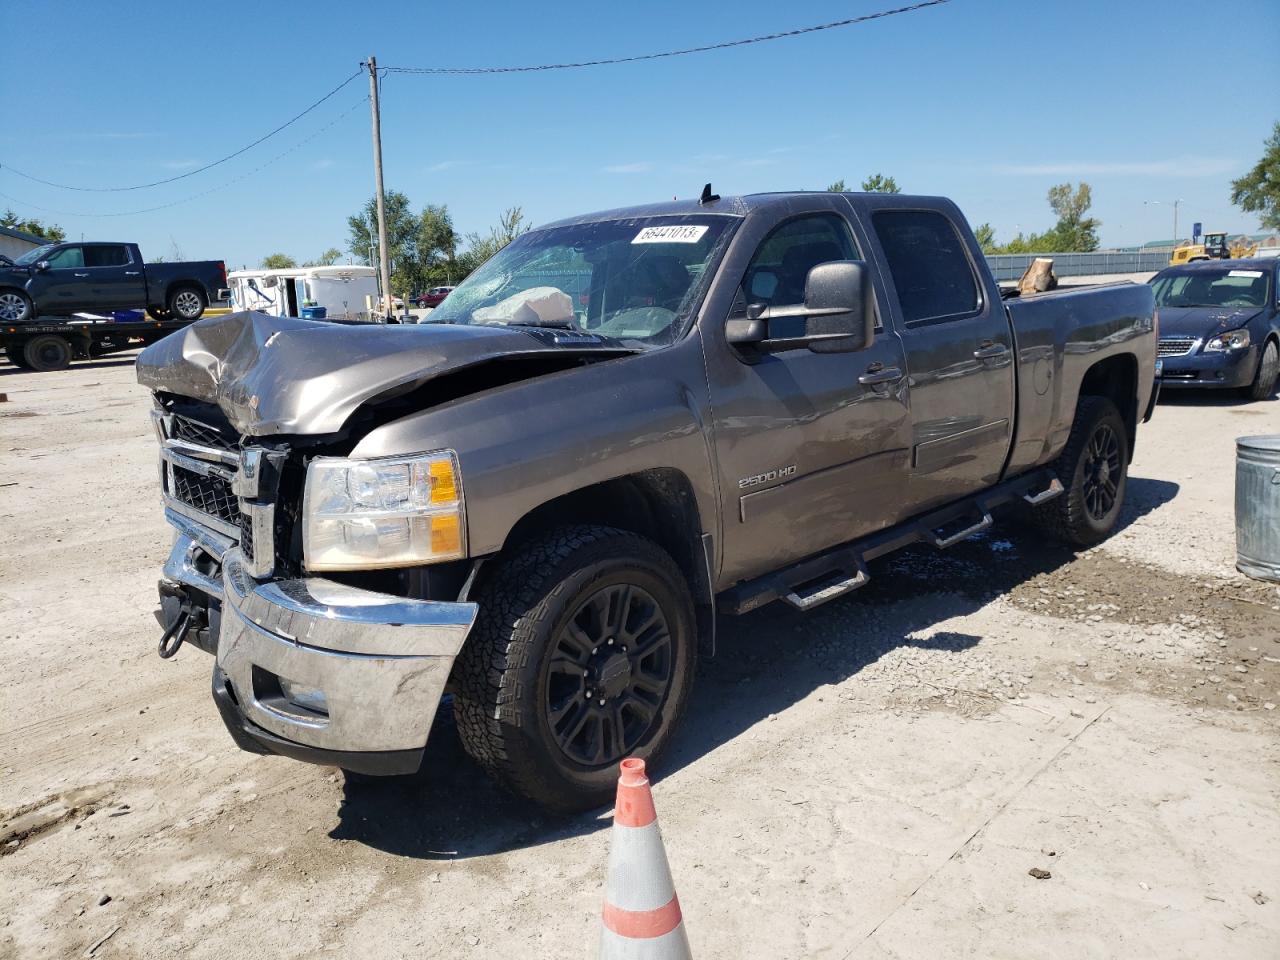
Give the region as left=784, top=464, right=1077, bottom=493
left=1243, top=339, right=1279, bottom=402
left=453, top=525, right=696, bottom=813
left=0, top=290, right=33, bottom=323
left=167, top=287, right=206, bottom=321
left=1033, top=396, right=1129, bottom=547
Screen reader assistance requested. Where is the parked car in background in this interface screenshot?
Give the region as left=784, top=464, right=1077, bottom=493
left=416, top=285, right=455, bottom=308
left=138, top=189, right=1157, bottom=811
left=0, top=241, right=227, bottom=323
left=1150, top=258, right=1280, bottom=401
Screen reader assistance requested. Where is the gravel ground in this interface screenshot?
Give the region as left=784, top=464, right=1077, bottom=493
left=1, top=350, right=1278, bottom=960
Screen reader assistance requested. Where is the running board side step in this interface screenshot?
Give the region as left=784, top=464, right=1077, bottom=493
left=718, top=468, right=1061, bottom=616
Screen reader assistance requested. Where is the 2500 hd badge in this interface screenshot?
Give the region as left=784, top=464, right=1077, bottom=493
left=738, top=464, right=797, bottom=489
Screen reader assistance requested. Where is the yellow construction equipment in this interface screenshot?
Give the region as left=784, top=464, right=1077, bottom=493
left=1170, top=232, right=1260, bottom=265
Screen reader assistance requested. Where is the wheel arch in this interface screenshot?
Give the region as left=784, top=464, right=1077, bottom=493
left=1078, top=353, right=1139, bottom=459
left=480, top=468, right=716, bottom=655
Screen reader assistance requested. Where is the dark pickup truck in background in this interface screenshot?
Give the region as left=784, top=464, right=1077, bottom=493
left=0, top=241, right=227, bottom=323
left=137, top=190, right=1158, bottom=812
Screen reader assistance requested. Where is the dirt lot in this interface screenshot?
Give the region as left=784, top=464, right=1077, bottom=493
left=1, top=351, right=1278, bottom=960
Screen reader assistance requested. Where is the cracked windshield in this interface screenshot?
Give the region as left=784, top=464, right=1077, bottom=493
left=429, top=215, right=734, bottom=348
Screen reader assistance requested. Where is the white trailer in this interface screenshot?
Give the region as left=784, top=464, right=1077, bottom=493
left=227, top=265, right=379, bottom=321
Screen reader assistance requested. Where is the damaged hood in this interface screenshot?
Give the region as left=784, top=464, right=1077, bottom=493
left=136, top=311, right=632, bottom=436
left=1158, top=305, right=1263, bottom=341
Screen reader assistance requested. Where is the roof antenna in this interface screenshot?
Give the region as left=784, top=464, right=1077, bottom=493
left=699, top=183, right=719, bottom=205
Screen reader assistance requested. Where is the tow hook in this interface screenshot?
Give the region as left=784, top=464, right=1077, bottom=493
left=156, top=580, right=206, bottom=660
left=158, top=606, right=194, bottom=658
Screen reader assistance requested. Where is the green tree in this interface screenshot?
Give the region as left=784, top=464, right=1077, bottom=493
left=973, top=222, right=997, bottom=253
left=826, top=179, right=847, bottom=193
left=260, top=252, right=297, bottom=269
left=1, top=208, right=66, bottom=242
left=417, top=204, right=460, bottom=285
left=1230, top=121, right=1280, bottom=231
left=1045, top=182, right=1100, bottom=251
left=458, top=206, right=530, bottom=275
left=302, top=248, right=344, bottom=267
left=860, top=173, right=901, bottom=194
left=347, top=190, right=421, bottom=293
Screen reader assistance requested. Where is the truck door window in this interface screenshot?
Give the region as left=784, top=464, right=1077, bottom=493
left=45, top=246, right=85, bottom=269
left=741, top=215, right=857, bottom=338
left=872, top=210, right=980, bottom=324
left=84, top=245, right=130, bottom=267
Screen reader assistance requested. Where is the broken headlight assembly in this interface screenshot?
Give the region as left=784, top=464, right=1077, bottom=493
left=1203, top=328, right=1250, bottom=352
left=301, top=451, right=465, bottom=571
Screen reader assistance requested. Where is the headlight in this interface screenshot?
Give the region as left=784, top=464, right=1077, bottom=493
left=1204, top=329, right=1250, bottom=352
left=302, top=450, right=465, bottom=571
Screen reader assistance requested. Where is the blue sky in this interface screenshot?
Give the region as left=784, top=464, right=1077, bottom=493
left=7, top=0, right=1277, bottom=267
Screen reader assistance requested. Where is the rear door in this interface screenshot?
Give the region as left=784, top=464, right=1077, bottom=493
left=703, top=201, right=913, bottom=586
left=83, top=244, right=146, bottom=310
left=863, top=207, right=1015, bottom=512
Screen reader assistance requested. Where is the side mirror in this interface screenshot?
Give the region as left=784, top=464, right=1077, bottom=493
left=726, top=260, right=874, bottom=354
left=36, top=260, right=50, bottom=272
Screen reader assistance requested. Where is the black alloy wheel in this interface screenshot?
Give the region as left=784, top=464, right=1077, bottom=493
left=545, top=583, right=674, bottom=767
left=1080, top=422, right=1122, bottom=522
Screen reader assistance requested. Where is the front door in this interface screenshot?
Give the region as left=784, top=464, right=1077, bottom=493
left=704, top=207, right=913, bottom=586
left=27, top=245, right=89, bottom=313
left=865, top=208, right=1016, bottom=512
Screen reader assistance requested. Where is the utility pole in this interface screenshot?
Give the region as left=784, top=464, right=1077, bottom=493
left=367, top=56, right=393, bottom=320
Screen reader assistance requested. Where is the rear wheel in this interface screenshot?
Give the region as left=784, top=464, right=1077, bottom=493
left=23, top=334, right=73, bottom=372
left=453, top=525, right=696, bottom=813
left=167, top=287, right=206, bottom=321
left=0, top=290, right=33, bottom=323
left=1033, top=396, right=1129, bottom=547
left=1243, top=339, right=1279, bottom=402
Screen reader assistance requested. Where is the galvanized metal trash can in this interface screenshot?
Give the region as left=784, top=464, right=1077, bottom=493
left=1236, top=435, right=1280, bottom=583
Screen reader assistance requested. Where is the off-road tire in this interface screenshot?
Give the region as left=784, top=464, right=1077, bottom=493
left=453, top=525, right=696, bottom=813
left=1033, top=396, right=1129, bottom=547
left=23, top=334, right=73, bottom=372
left=1243, top=338, right=1279, bottom=402
left=5, top=344, right=33, bottom=369
left=167, top=286, right=206, bottom=321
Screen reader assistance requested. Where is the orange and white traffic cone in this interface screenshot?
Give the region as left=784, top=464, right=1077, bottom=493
left=598, top=757, right=692, bottom=959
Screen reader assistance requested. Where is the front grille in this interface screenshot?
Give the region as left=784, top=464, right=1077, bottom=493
left=172, top=465, right=240, bottom=526
left=1158, top=337, right=1196, bottom=358
left=171, top=414, right=239, bottom=452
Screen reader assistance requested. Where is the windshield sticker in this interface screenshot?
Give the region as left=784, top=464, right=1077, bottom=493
left=632, top=225, right=709, bottom=244
left=1228, top=270, right=1264, bottom=278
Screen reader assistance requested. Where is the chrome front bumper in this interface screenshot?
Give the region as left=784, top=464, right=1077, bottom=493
left=215, top=548, right=478, bottom=757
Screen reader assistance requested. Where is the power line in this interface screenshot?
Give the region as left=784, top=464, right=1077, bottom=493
left=0, top=96, right=368, bottom=219
left=383, top=1, right=951, bottom=75
left=0, top=67, right=364, bottom=193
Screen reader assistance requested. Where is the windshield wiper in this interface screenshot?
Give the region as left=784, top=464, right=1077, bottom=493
left=505, top=319, right=577, bottom=330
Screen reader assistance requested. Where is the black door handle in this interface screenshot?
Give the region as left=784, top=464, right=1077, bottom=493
left=973, top=342, right=1008, bottom=360
left=858, top=364, right=904, bottom=386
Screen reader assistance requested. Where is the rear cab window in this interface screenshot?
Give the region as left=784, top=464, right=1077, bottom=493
left=872, top=210, right=981, bottom=324
left=84, top=245, right=131, bottom=268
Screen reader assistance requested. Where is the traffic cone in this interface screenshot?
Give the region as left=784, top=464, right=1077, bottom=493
left=598, top=757, right=692, bottom=959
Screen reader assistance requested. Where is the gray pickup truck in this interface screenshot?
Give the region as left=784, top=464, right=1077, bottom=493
left=137, top=190, right=1157, bottom=811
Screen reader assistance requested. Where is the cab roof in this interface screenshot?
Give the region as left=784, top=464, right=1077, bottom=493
left=537, top=191, right=949, bottom=230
